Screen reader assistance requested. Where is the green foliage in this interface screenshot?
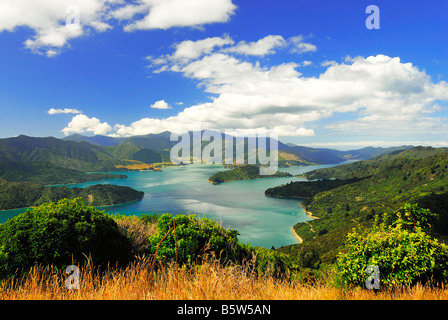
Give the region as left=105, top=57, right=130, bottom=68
left=0, top=161, right=126, bottom=185
left=265, top=178, right=362, bottom=198
left=209, top=165, right=292, bottom=184
left=281, top=147, right=448, bottom=265
left=0, top=178, right=144, bottom=210
left=336, top=205, right=448, bottom=287
left=0, top=198, right=132, bottom=279
left=148, top=213, right=297, bottom=277
left=148, top=214, right=241, bottom=264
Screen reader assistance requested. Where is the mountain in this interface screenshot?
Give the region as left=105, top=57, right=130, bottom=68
left=63, top=134, right=124, bottom=146
left=271, top=147, right=448, bottom=265
left=63, top=132, right=414, bottom=166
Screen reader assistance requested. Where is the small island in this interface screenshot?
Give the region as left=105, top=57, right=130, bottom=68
left=0, top=178, right=144, bottom=210
left=208, top=164, right=292, bottom=184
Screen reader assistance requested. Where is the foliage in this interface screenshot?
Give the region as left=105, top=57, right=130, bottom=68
left=278, top=147, right=448, bottom=265
left=147, top=213, right=297, bottom=277
left=0, top=178, right=144, bottom=210
left=265, top=178, right=362, bottom=198
left=336, top=205, right=448, bottom=287
left=0, top=161, right=126, bottom=185
left=0, top=198, right=133, bottom=279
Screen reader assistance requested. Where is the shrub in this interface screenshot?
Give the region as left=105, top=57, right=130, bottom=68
left=148, top=213, right=241, bottom=265
left=336, top=205, right=448, bottom=287
left=147, top=213, right=298, bottom=278
left=0, top=198, right=132, bottom=279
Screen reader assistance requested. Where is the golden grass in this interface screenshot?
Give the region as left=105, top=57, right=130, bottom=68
left=1, top=257, right=448, bottom=300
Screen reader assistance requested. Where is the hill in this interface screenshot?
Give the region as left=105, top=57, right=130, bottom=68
left=208, top=164, right=292, bottom=184
left=271, top=147, right=448, bottom=265
left=0, top=178, right=144, bottom=210
left=0, top=161, right=126, bottom=185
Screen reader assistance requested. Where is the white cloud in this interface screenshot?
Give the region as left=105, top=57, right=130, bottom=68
left=223, top=35, right=286, bottom=56
left=116, top=0, right=237, bottom=31
left=0, top=0, right=237, bottom=56
left=59, top=34, right=448, bottom=139
left=47, top=108, right=82, bottom=115
left=289, top=35, right=317, bottom=54
left=150, top=100, right=172, bottom=109
left=0, top=0, right=116, bottom=57
left=62, top=114, right=112, bottom=136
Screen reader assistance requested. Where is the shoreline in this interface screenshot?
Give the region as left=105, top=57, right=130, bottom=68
left=299, top=203, right=319, bottom=219
left=291, top=227, right=303, bottom=244
left=290, top=202, right=319, bottom=245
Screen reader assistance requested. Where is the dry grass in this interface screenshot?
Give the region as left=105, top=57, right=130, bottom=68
left=1, top=257, right=448, bottom=300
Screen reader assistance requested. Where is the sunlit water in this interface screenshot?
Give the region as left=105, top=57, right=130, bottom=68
left=0, top=164, right=337, bottom=248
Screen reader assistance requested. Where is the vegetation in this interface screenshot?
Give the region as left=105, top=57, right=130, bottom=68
left=0, top=198, right=448, bottom=299
left=276, top=147, right=448, bottom=266
left=0, top=161, right=126, bottom=185
left=0, top=178, right=144, bottom=210
left=336, top=205, right=448, bottom=287
left=265, top=178, right=363, bottom=198
left=208, top=165, right=292, bottom=184
left=0, top=198, right=132, bottom=279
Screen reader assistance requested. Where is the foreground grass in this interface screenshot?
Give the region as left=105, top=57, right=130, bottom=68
left=1, top=257, right=448, bottom=300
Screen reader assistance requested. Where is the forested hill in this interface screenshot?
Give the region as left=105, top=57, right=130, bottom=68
left=0, top=178, right=144, bottom=210
left=274, top=147, right=448, bottom=265
left=208, top=165, right=292, bottom=184
left=0, top=161, right=126, bottom=185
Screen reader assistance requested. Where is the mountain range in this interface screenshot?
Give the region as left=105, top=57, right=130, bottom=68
left=0, top=132, right=415, bottom=184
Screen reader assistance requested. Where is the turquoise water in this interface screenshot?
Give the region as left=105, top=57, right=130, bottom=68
left=0, top=164, right=336, bottom=249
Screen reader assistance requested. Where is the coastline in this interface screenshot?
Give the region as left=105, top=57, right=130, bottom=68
left=291, top=227, right=303, bottom=244
left=290, top=202, right=319, bottom=245
left=299, top=203, right=319, bottom=219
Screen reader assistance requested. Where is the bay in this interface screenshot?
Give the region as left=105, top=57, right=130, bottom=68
left=0, top=164, right=337, bottom=249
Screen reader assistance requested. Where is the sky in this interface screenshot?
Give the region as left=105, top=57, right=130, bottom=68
left=0, top=0, right=447, bottom=150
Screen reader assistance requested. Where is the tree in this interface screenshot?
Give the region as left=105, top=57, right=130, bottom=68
left=336, top=204, right=448, bottom=287
left=0, top=198, right=132, bottom=279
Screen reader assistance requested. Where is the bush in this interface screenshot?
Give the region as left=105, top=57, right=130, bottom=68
left=148, top=213, right=241, bottom=265
left=147, top=213, right=298, bottom=278
left=336, top=205, right=448, bottom=287
left=0, top=198, right=132, bottom=279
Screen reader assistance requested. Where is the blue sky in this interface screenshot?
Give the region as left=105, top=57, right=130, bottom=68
left=0, top=0, right=447, bottom=149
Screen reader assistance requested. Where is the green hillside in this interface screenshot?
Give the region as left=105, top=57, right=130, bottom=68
left=0, top=178, right=144, bottom=210
left=273, top=147, right=448, bottom=265
left=0, top=161, right=126, bottom=185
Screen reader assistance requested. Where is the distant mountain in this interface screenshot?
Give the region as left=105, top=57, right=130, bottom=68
left=0, top=133, right=415, bottom=183
left=63, top=134, right=124, bottom=146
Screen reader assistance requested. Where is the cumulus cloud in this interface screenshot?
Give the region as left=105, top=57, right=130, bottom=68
left=150, top=100, right=172, bottom=109
left=62, top=114, right=112, bottom=136
left=0, top=0, right=237, bottom=56
left=61, top=35, right=448, bottom=139
left=47, top=108, right=82, bottom=115
left=0, top=0, right=116, bottom=57
left=113, top=0, right=237, bottom=31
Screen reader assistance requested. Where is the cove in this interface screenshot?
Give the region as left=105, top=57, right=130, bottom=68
left=0, top=164, right=337, bottom=249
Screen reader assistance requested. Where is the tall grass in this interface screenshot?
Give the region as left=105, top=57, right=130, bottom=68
left=1, top=256, right=448, bottom=300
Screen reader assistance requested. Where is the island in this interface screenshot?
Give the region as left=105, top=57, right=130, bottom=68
left=208, top=164, right=292, bottom=184
left=0, top=178, right=144, bottom=210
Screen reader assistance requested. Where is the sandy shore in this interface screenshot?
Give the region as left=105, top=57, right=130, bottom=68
left=291, top=227, right=303, bottom=244
left=299, top=203, right=319, bottom=219
left=290, top=203, right=320, bottom=244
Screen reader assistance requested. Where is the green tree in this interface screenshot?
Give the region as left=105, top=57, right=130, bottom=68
left=336, top=204, right=448, bottom=287
left=0, top=198, right=132, bottom=279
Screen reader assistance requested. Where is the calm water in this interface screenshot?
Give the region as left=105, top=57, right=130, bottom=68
left=0, top=164, right=336, bottom=248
